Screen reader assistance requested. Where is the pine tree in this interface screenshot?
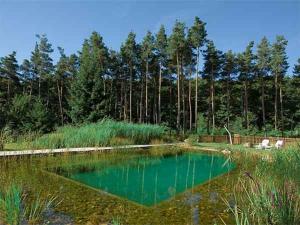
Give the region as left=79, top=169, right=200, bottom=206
left=292, top=58, right=300, bottom=127
left=271, top=36, right=288, bottom=131
left=155, top=25, right=168, bottom=124
left=55, top=47, right=70, bottom=125
left=141, top=31, right=155, bottom=122
left=202, top=41, right=223, bottom=133
left=169, top=20, right=186, bottom=131
left=121, top=32, right=138, bottom=122
left=257, top=37, right=271, bottom=132
left=187, top=16, right=207, bottom=131
left=69, top=32, right=108, bottom=123
left=107, top=50, right=122, bottom=119
left=20, top=59, right=33, bottom=96
left=0, top=52, right=20, bottom=128
left=221, top=50, right=236, bottom=127
left=0, top=51, right=20, bottom=101
left=237, top=41, right=255, bottom=130
left=293, top=58, right=300, bottom=77
left=35, top=34, right=54, bottom=101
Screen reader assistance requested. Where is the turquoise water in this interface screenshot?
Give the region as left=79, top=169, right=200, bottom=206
left=62, top=152, right=234, bottom=206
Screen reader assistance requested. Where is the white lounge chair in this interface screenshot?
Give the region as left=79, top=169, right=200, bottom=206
left=255, top=139, right=272, bottom=150
left=275, top=140, right=284, bottom=149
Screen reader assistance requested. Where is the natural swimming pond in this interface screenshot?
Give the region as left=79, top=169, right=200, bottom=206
left=57, top=152, right=234, bottom=206
left=0, top=148, right=238, bottom=224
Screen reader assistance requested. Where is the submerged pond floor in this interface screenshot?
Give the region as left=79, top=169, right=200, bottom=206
left=0, top=148, right=239, bottom=224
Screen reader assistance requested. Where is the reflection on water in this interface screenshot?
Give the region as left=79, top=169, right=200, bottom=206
left=57, top=153, right=235, bottom=206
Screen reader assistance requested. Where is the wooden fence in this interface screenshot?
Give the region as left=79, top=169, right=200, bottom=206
left=198, top=134, right=300, bottom=147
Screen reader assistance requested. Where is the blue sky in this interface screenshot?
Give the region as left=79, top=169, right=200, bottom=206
left=0, top=0, right=299, bottom=74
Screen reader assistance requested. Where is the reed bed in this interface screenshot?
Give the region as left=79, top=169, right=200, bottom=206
left=31, top=119, right=166, bottom=149
left=225, top=147, right=300, bottom=225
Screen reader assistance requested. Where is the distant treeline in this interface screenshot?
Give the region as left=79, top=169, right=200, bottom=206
left=0, top=17, right=300, bottom=135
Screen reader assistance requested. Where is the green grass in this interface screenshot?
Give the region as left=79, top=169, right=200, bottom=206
left=4, top=119, right=167, bottom=150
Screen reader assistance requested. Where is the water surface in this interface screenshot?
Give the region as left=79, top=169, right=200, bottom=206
left=60, top=152, right=234, bottom=206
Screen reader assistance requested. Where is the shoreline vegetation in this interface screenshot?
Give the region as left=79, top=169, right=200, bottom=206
left=226, top=146, right=300, bottom=225
left=2, top=119, right=169, bottom=151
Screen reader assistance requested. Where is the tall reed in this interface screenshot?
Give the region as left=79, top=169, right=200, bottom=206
left=225, top=147, right=300, bottom=225
left=0, top=185, right=22, bottom=225
left=0, top=184, right=59, bottom=225
left=32, top=119, right=166, bottom=149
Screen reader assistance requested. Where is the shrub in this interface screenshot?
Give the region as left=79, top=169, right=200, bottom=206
left=8, top=95, right=53, bottom=134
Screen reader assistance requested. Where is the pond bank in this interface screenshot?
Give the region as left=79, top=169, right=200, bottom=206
left=0, top=143, right=183, bottom=157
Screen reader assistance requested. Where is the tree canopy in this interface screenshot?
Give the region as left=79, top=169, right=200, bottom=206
left=0, top=17, right=299, bottom=136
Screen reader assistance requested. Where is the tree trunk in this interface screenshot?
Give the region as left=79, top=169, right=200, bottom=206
left=129, top=63, right=132, bottom=122
left=136, top=99, right=139, bottom=122
left=210, top=67, right=215, bottom=134
left=29, top=80, right=33, bottom=97
left=244, top=80, right=249, bottom=130
left=211, top=77, right=215, bottom=133
left=181, top=58, right=186, bottom=133
left=261, top=76, right=266, bottom=134
left=195, top=47, right=200, bottom=131
left=226, top=71, right=230, bottom=127
left=124, top=90, right=128, bottom=121
left=158, top=62, right=162, bottom=124
left=189, top=73, right=192, bottom=131
left=38, top=75, right=41, bottom=98
left=139, top=73, right=144, bottom=123
left=176, top=52, right=181, bottom=132
left=274, top=73, right=278, bottom=130
left=7, top=79, right=10, bottom=100
left=57, top=80, right=64, bottom=126
left=279, top=80, right=284, bottom=133
left=120, top=79, right=124, bottom=120
left=153, top=73, right=157, bottom=123
left=109, top=80, right=113, bottom=116
left=169, top=84, right=172, bottom=128
left=145, top=60, right=148, bottom=123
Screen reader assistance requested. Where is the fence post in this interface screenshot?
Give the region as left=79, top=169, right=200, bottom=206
left=233, top=134, right=240, bottom=145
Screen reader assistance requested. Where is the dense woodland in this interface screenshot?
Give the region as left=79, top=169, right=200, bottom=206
left=1, top=17, right=300, bottom=136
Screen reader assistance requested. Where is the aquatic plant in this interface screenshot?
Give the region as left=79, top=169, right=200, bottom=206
left=31, top=119, right=166, bottom=149
left=0, top=184, right=22, bottom=225
left=111, top=217, right=121, bottom=225
left=256, top=147, right=300, bottom=184
left=25, top=194, right=58, bottom=224
left=227, top=175, right=300, bottom=225
left=0, top=183, right=60, bottom=225
left=224, top=147, right=300, bottom=225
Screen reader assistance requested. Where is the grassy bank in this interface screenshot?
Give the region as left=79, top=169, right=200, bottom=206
left=4, top=119, right=168, bottom=150
left=225, top=147, right=300, bottom=225
left=186, top=139, right=300, bottom=225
